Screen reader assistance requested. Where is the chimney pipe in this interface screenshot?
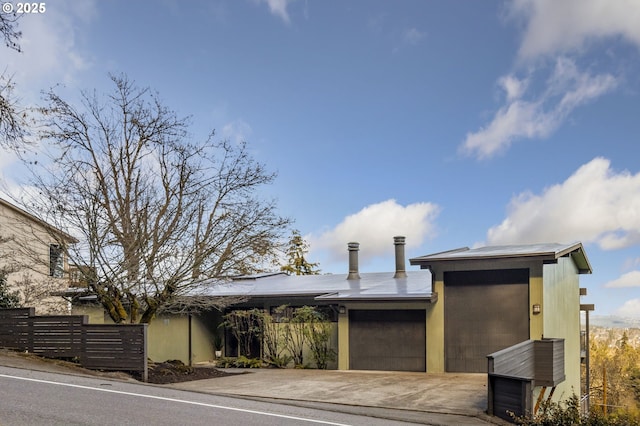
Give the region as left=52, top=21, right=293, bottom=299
left=393, top=236, right=407, bottom=278
left=347, top=242, right=361, bottom=280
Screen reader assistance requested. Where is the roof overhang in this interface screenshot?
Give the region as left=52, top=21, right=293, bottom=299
left=315, top=292, right=438, bottom=303
left=410, top=242, right=593, bottom=274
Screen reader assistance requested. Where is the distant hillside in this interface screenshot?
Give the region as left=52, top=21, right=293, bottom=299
left=588, top=315, right=640, bottom=329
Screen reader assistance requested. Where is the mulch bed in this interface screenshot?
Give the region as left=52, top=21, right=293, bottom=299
left=0, top=349, right=236, bottom=385
left=146, top=359, right=237, bottom=384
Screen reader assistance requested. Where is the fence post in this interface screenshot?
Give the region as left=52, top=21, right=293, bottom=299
left=27, top=310, right=34, bottom=353
left=142, top=323, right=148, bottom=382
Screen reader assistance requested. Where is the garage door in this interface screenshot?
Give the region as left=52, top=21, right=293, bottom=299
left=444, top=269, right=529, bottom=373
left=349, top=310, right=426, bottom=372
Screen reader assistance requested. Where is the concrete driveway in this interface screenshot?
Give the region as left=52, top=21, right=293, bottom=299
left=0, top=349, right=505, bottom=425
left=171, top=368, right=504, bottom=425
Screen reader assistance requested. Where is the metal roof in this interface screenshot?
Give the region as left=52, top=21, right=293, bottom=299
left=197, top=270, right=435, bottom=302
left=409, top=242, right=592, bottom=274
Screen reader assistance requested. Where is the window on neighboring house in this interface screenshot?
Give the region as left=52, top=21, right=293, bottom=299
left=49, top=244, right=64, bottom=278
left=68, top=265, right=96, bottom=287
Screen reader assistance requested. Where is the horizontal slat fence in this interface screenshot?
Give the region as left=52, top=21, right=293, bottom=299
left=30, top=315, right=86, bottom=357
left=487, top=340, right=535, bottom=380
left=81, top=324, right=147, bottom=374
left=486, top=338, right=565, bottom=422
left=0, top=307, right=33, bottom=349
left=0, top=308, right=147, bottom=381
left=488, top=374, right=532, bottom=422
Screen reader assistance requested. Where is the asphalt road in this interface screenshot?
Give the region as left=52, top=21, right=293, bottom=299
left=0, top=365, right=416, bottom=426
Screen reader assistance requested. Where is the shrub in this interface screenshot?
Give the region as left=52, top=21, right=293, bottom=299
left=513, top=394, right=640, bottom=426
left=0, top=271, right=20, bottom=309
left=295, top=306, right=336, bottom=369
left=216, top=356, right=263, bottom=368
left=262, top=306, right=290, bottom=367
left=264, top=354, right=293, bottom=368
left=223, top=309, right=263, bottom=357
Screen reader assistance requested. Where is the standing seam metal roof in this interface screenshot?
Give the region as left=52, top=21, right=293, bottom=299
left=197, top=270, right=435, bottom=301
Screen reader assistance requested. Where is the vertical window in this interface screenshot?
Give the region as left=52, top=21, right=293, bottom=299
left=49, top=244, right=64, bottom=278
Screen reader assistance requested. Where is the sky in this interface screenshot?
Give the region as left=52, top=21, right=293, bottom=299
left=2, top=0, right=640, bottom=318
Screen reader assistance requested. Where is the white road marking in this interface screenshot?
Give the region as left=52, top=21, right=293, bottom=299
left=0, top=373, right=351, bottom=425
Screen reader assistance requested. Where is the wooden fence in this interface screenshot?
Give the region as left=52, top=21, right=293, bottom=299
left=0, top=308, right=147, bottom=381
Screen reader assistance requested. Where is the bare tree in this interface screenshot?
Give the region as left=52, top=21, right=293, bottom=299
left=0, top=13, right=21, bottom=52
left=29, top=74, right=290, bottom=323
left=0, top=13, right=28, bottom=151
left=0, top=73, right=27, bottom=150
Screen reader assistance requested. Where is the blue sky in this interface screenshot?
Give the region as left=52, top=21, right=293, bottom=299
left=3, top=0, right=640, bottom=318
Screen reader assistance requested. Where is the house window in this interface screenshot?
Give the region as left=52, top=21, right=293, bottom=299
left=268, top=305, right=338, bottom=322
left=269, top=305, right=295, bottom=322
left=49, top=244, right=64, bottom=278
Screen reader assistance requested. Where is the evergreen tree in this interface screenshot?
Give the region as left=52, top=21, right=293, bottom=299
left=0, top=270, right=21, bottom=308
left=280, top=230, right=320, bottom=275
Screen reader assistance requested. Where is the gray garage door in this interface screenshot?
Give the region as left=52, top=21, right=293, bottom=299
left=444, top=269, right=529, bottom=373
left=349, top=309, right=426, bottom=372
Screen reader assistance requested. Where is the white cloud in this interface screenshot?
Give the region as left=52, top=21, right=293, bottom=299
left=221, top=119, right=253, bottom=145
left=257, top=0, right=294, bottom=24
left=309, top=199, right=440, bottom=263
left=604, top=271, right=640, bottom=288
left=5, top=0, right=96, bottom=90
left=461, top=58, right=616, bottom=159
left=622, top=257, right=640, bottom=270
left=461, top=97, right=550, bottom=159
left=462, top=1, right=632, bottom=159
left=614, top=299, right=640, bottom=318
left=403, top=28, right=425, bottom=45
left=487, top=158, right=640, bottom=249
left=0, top=149, right=20, bottom=172
left=499, top=75, right=528, bottom=102
left=1, top=2, right=96, bottom=195
left=550, top=59, right=618, bottom=113
left=507, top=0, right=640, bottom=60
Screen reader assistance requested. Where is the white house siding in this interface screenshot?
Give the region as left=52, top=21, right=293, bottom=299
left=0, top=200, right=71, bottom=314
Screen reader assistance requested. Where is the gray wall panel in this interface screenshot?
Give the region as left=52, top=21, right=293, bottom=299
left=445, top=269, right=529, bottom=373
left=349, top=309, right=426, bottom=372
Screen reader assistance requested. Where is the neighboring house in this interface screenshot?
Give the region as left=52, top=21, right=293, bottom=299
left=0, top=197, right=76, bottom=313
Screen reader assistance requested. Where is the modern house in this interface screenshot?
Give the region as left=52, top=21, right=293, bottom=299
left=409, top=242, right=592, bottom=418
left=0, top=197, right=76, bottom=313
left=67, top=236, right=592, bottom=418
left=201, top=238, right=436, bottom=372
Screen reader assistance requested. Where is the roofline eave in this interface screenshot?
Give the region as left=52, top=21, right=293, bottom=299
left=410, top=242, right=593, bottom=274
